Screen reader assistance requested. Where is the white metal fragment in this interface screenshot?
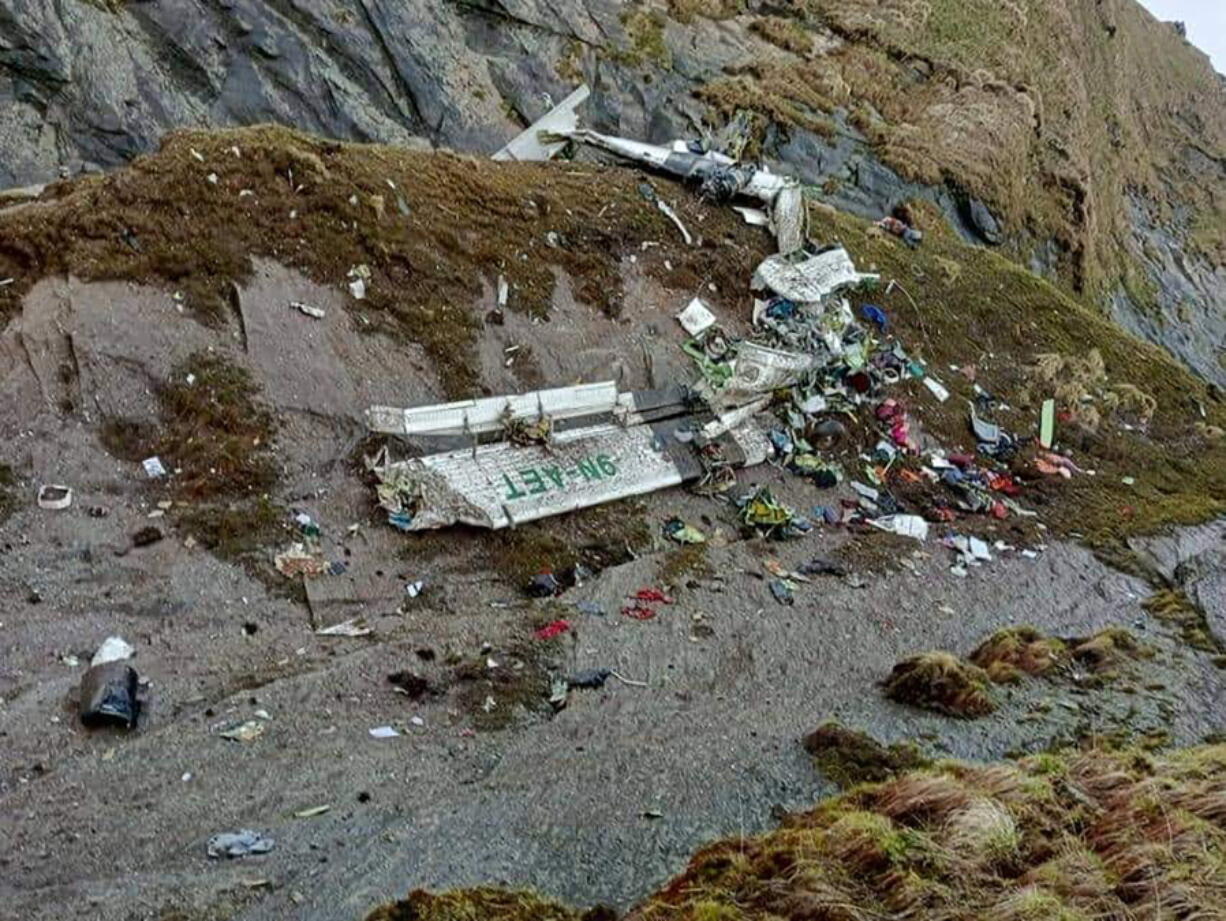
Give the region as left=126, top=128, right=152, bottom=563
left=656, top=198, right=693, bottom=245
left=850, top=481, right=880, bottom=502
left=368, top=725, right=400, bottom=739
left=366, top=381, right=620, bottom=437
left=91, top=636, right=135, bottom=667
left=732, top=206, right=770, bottom=226
left=492, top=85, right=591, bottom=162
left=315, top=618, right=372, bottom=637
left=752, top=247, right=879, bottom=303
left=676, top=298, right=717, bottom=337
left=290, top=301, right=325, bottom=319
left=770, top=183, right=807, bottom=254
left=142, top=456, right=167, bottom=478
left=36, top=484, right=73, bottom=510
left=719, top=342, right=817, bottom=405
left=372, top=415, right=768, bottom=531
left=872, top=515, right=926, bottom=544
left=923, top=376, right=950, bottom=402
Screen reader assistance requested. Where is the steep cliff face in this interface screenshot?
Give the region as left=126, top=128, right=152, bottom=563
left=1, top=0, right=1223, bottom=380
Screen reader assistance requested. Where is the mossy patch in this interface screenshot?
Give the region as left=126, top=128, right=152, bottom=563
left=0, top=462, right=15, bottom=524
left=666, top=0, right=743, bottom=25
left=1144, top=588, right=1220, bottom=652
left=364, top=887, right=594, bottom=921
left=804, top=721, right=931, bottom=788
left=0, top=126, right=763, bottom=399
left=151, top=352, right=278, bottom=501
left=656, top=542, right=713, bottom=590
left=95, top=350, right=288, bottom=590
left=489, top=499, right=652, bottom=587
left=175, top=497, right=295, bottom=601
left=450, top=640, right=556, bottom=732
left=970, top=627, right=1068, bottom=684
left=882, top=651, right=996, bottom=718
left=832, top=530, right=918, bottom=575
left=616, top=7, right=672, bottom=69
left=98, top=351, right=276, bottom=501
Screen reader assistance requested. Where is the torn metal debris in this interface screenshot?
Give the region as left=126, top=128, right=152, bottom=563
left=367, top=405, right=770, bottom=531
left=80, top=662, right=140, bottom=728
left=751, top=247, right=879, bottom=304
left=490, top=85, right=807, bottom=254
left=207, top=830, right=274, bottom=859
left=387, top=89, right=1061, bottom=553
left=492, top=85, right=591, bottom=162
left=367, top=381, right=623, bottom=438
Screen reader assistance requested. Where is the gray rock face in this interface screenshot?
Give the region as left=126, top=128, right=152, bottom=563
left=1111, top=191, right=1226, bottom=388
left=1179, top=549, right=1226, bottom=646
left=1130, top=521, right=1226, bottom=645
left=0, top=0, right=649, bottom=186
left=963, top=197, right=1003, bottom=245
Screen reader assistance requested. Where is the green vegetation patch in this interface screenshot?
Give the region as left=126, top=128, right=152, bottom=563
left=0, top=126, right=762, bottom=398
left=374, top=745, right=1226, bottom=921
left=804, top=720, right=931, bottom=788
left=1144, top=589, right=1220, bottom=652
left=98, top=350, right=287, bottom=590
left=882, top=651, right=996, bottom=718
left=0, top=462, right=15, bottom=524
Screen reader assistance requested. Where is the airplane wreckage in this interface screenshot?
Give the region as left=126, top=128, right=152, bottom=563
left=365, top=85, right=904, bottom=533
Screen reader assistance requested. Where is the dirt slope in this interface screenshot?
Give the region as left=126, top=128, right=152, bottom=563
left=0, top=127, right=1224, bottom=921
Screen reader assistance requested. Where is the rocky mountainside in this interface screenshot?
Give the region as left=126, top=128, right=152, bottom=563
left=2, top=0, right=1224, bottom=382
left=2, top=6, right=1226, bottom=921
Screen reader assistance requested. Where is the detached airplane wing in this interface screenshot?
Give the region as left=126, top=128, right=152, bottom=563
left=372, top=414, right=770, bottom=531
left=491, top=85, right=591, bottom=162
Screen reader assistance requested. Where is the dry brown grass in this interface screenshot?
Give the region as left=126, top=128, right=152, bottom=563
left=881, top=651, right=996, bottom=718
left=1067, top=627, right=1153, bottom=674
left=0, top=125, right=765, bottom=398
left=679, top=0, right=1226, bottom=314
left=749, top=16, right=813, bottom=55
left=970, top=627, right=1068, bottom=683
left=372, top=748, right=1226, bottom=921
left=804, top=721, right=931, bottom=787
left=620, top=745, right=1226, bottom=921
left=364, top=887, right=601, bottom=921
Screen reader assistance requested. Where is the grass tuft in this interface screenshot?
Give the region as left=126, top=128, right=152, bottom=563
left=804, top=721, right=931, bottom=788
left=970, top=627, right=1068, bottom=683
left=881, top=651, right=996, bottom=718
